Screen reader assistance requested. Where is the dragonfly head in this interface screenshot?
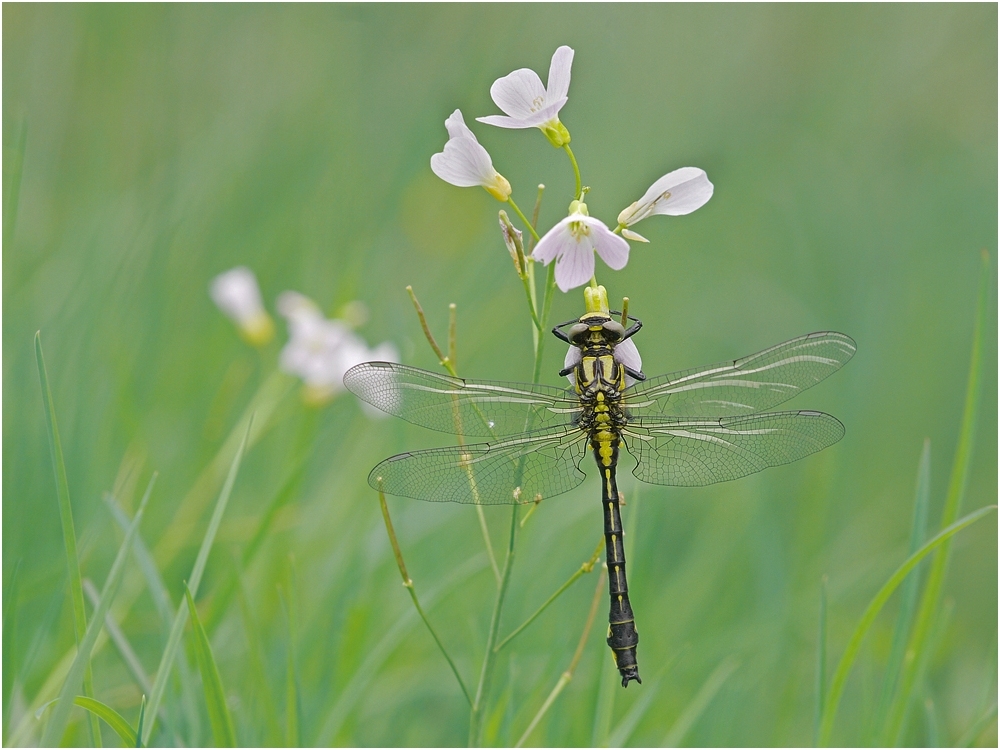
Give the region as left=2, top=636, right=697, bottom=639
left=564, top=313, right=626, bottom=348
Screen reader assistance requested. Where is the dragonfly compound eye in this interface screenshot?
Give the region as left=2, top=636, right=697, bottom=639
left=602, top=320, right=625, bottom=342
left=568, top=323, right=589, bottom=345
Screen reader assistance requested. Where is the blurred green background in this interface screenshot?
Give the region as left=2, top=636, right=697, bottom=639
left=3, top=4, right=996, bottom=747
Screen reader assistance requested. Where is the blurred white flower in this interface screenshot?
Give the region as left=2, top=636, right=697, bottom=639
left=477, top=45, right=574, bottom=146
left=209, top=266, right=275, bottom=346
left=276, top=291, right=398, bottom=408
left=564, top=336, right=643, bottom=388
left=616, top=168, right=714, bottom=242
left=532, top=201, right=630, bottom=292
left=430, top=109, right=511, bottom=201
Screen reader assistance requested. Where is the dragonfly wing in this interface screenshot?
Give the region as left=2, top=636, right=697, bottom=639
left=625, top=331, right=856, bottom=418
left=623, top=411, right=845, bottom=487
left=369, top=427, right=589, bottom=505
left=344, top=362, right=581, bottom=438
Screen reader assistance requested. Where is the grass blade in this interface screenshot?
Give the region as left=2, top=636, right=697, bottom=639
left=184, top=584, right=237, bottom=747
left=135, top=696, right=146, bottom=747
left=82, top=579, right=152, bottom=694
left=39, top=473, right=155, bottom=746
left=3, top=558, right=22, bottom=741
left=71, top=696, right=138, bottom=748
left=815, top=574, right=828, bottom=746
left=607, top=651, right=685, bottom=748
left=662, top=656, right=740, bottom=747
left=515, top=568, right=606, bottom=748
left=873, top=439, right=932, bottom=742
left=816, top=504, right=996, bottom=745
left=235, top=566, right=282, bottom=745
left=35, top=330, right=102, bottom=746
left=280, top=561, right=300, bottom=747
left=956, top=702, right=998, bottom=747
left=883, top=251, right=990, bottom=744
left=315, top=553, right=488, bottom=745
left=142, top=416, right=253, bottom=745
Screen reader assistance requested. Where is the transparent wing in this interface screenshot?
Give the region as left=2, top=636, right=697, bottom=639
left=624, top=331, right=856, bottom=418
left=623, top=410, right=845, bottom=487
left=369, top=427, right=589, bottom=505
left=344, top=362, right=581, bottom=438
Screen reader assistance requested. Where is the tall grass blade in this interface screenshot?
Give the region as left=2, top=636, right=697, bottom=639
left=606, top=650, right=683, bottom=747
left=184, top=584, right=237, bottom=747
left=816, top=504, right=996, bottom=745
left=315, top=553, right=488, bottom=745
left=39, top=473, right=154, bottom=746
left=873, top=439, right=932, bottom=742
left=106, top=493, right=201, bottom=744
left=662, top=656, right=740, bottom=747
left=142, top=416, right=253, bottom=746
left=35, top=330, right=102, bottom=746
left=235, top=567, right=282, bottom=745
left=883, top=251, right=990, bottom=744
left=956, top=702, right=998, bottom=747
left=82, top=579, right=151, bottom=694
left=135, top=696, right=146, bottom=748
left=814, top=575, right=828, bottom=746
left=280, top=563, right=301, bottom=747
left=72, top=696, right=138, bottom=748
left=3, top=558, right=22, bottom=741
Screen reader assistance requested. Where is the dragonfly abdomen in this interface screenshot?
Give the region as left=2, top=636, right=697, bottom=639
left=598, top=458, right=641, bottom=687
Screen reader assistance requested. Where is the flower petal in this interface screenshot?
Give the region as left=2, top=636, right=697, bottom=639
left=553, top=241, right=595, bottom=292
left=545, top=46, right=574, bottom=103
left=588, top=218, right=630, bottom=270
left=563, top=344, right=582, bottom=386
left=210, top=267, right=265, bottom=324
left=614, top=337, right=643, bottom=387
left=530, top=216, right=573, bottom=264
left=443, top=109, right=477, bottom=142
left=638, top=167, right=714, bottom=218
left=489, top=67, right=547, bottom=120
left=621, top=229, right=649, bottom=243
left=477, top=97, right=567, bottom=129
left=430, top=137, right=496, bottom=187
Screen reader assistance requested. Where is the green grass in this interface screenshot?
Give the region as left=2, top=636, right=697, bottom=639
left=4, top=5, right=997, bottom=747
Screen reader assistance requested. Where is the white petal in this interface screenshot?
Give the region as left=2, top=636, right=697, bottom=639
left=530, top=217, right=573, bottom=264
left=637, top=167, right=714, bottom=220
left=210, top=267, right=265, bottom=325
left=489, top=68, right=547, bottom=120
left=430, top=137, right=497, bottom=188
left=588, top=219, right=630, bottom=270
left=444, top=109, right=477, bottom=142
left=368, top=341, right=400, bottom=364
left=621, top=229, right=649, bottom=243
left=614, top=337, right=642, bottom=373
left=553, top=241, right=595, bottom=292
left=563, top=344, right=582, bottom=386
left=276, top=291, right=321, bottom=321
left=545, top=46, right=574, bottom=103
left=477, top=97, right=567, bottom=129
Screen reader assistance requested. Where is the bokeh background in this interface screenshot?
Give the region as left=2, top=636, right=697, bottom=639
left=3, top=4, right=996, bottom=747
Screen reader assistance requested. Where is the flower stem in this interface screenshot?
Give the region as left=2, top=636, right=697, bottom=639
left=378, top=489, right=473, bottom=706
left=494, top=538, right=603, bottom=653
left=507, top=197, right=540, bottom=241
left=406, top=286, right=454, bottom=375
left=563, top=144, right=582, bottom=200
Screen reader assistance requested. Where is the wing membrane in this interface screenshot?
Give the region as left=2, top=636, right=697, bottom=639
left=369, top=427, right=589, bottom=505
left=624, top=332, right=856, bottom=418
left=344, top=362, right=580, bottom=438
left=623, top=410, right=845, bottom=487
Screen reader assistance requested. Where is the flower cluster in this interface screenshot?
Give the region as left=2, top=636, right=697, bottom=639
left=210, top=268, right=397, bottom=408
left=430, top=45, right=714, bottom=293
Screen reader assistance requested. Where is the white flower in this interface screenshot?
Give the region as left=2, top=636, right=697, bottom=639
left=616, top=168, right=714, bottom=242
left=210, top=266, right=275, bottom=346
left=276, top=292, right=398, bottom=408
left=531, top=201, right=630, bottom=292
left=477, top=46, right=574, bottom=146
left=430, top=110, right=511, bottom=201
left=564, top=336, right=643, bottom=388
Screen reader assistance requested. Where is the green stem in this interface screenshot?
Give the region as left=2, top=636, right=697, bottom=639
left=531, top=264, right=558, bottom=386
left=563, top=144, right=582, bottom=200
left=494, top=539, right=603, bottom=653
left=816, top=504, right=996, bottom=745
left=507, top=198, right=540, bottom=241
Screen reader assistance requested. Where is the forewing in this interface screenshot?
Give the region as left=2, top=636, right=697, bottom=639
left=369, top=427, right=589, bottom=505
left=624, top=332, right=856, bottom=417
left=624, top=411, right=845, bottom=487
left=344, top=362, right=581, bottom=438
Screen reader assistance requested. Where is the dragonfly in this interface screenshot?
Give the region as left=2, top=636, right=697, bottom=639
left=343, top=314, right=856, bottom=687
